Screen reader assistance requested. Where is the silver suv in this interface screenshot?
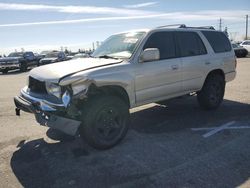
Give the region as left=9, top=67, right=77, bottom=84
left=14, top=25, right=236, bottom=149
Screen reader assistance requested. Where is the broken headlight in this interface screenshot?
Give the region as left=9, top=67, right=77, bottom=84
left=46, top=82, right=61, bottom=98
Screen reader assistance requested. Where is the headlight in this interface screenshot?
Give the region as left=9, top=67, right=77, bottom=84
left=46, top=82, right=61, bottom=98
left=71, top=84, right=88, bottom=95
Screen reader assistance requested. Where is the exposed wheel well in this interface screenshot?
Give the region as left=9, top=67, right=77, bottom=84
left=206, top=69, right=225, bottom=81
left=87, top=84, right=130, bottom=108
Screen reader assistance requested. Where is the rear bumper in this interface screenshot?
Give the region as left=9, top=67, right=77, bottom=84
left=225, top=71, right=236, bottom=82
left=14, top=87, right=81, bottom=136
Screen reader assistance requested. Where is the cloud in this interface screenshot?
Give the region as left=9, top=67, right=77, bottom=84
left=123, top=2, right=158, bottom=8
left=0, top=10, right=247, bottom=28
left=0, top=14, right=166, bottom=27
left=0, top=2, right=152, bottom=15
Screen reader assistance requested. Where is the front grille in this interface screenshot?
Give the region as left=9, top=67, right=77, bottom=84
left=28, top=76, right=47, bottom=94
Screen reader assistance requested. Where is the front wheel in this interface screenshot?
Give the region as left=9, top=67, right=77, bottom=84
left=1, top=69, right=8, bottom=74
left=197, top=74, right=225, bottom=110
left=20, top=62, right=27, bottom=72
left=80, top=96, right=130, bottom=150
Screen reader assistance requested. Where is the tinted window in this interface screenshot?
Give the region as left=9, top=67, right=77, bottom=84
left=242, top=41, right=250, bottom=45
left=202, top=31, right=232, bottom=53
left=143, top=32, right=176, bottom=60
left=176, top=31, right=207, bottom=57
left=25, top=52, right=34, bottom=57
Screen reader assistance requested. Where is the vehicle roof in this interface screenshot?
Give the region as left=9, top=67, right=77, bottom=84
left=114, top=26, right=218, bottom=36
left=114, top=29, right=150, bottom=35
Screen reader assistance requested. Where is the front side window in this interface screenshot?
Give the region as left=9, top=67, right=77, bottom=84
left=143, top=31, right=176, bottom=60
left=176, top=31, right=207, bottom=57
left=202, top=31, right=232, bottom=53
left=92, top=31, right=146, bottom=59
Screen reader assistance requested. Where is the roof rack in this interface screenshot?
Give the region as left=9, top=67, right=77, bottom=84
left=180, top=25, right=215, bottom=30
left=156, top=24, right=215, bottom=30
left=156, top=24, right=186, bottom=29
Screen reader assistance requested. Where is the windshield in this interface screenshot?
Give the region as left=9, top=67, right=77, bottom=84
left=8, top=52, right=23, bottom=57
left=92, top=31, right=146, bottom=59
left=45, top=52, right=59, bottom=58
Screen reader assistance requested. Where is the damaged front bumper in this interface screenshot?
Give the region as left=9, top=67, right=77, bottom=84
left=14, top=87, right=81, bottom=136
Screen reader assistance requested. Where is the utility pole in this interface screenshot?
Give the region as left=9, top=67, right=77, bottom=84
left=246, top=15, right=248, bottom=40
left=219, top=18, right=222, bottom=31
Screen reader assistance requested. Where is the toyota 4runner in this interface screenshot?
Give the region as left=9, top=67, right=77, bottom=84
left=14, top=25, right=236, bottom=149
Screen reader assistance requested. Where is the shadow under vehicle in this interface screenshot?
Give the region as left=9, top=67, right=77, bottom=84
left=11, top=97, right=250, bottom=187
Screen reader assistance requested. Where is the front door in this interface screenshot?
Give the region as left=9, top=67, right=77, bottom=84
left=135, top=31, right=182, bottom=105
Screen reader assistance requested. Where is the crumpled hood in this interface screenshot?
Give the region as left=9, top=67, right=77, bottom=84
left=30, top=57, right=122, bottom=82
left=0, top=57, right=20, bottom=62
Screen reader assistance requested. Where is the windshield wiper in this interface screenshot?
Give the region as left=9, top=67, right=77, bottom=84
left=97, top=55, right=118, bottom=59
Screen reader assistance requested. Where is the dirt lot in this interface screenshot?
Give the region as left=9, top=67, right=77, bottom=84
left=0, top=58, right=250, bottom=188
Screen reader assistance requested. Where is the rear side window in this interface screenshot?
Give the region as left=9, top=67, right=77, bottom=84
left=202, top=31, right=232, bottom=53
left=143, top=31, right=176, bottom=60
left=176, top=31, right=207, bottom=57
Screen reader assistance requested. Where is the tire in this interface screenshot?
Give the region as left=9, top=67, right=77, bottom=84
left=79, top=95, right=130, bottom=150
left=1, top=69, right=8, bottom=74
left=197, top=74, right=225, bottom=110
left=20, top=62, right=27, bottom=72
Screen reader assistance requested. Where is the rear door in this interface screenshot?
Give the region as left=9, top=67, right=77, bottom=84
left=175, top=31, right=208, bottom=92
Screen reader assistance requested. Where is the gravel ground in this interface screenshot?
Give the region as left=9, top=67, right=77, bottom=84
left=0, top=58, right=250, bottom=188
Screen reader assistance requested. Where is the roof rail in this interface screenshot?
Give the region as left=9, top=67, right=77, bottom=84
left=156, top=24, right=215, bottom=30
left=179, top=25, right=215, bottom=30
left=156, top=24, right=186, bottom=29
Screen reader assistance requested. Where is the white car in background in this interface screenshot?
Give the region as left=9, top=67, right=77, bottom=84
left=240, top=40, right=250, bottom=52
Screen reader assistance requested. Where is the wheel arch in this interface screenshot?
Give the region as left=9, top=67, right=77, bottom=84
left=87, top=84, right=131, bottom=108
left=205, top=69, right=225, bottom=82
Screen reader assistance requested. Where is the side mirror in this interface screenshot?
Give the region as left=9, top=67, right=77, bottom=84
left=139, top=48, right=160, bottom=63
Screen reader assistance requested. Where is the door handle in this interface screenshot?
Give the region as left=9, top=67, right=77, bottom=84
left=205, top=62, right=211, bottom=65
left=171, top=65, right=179, bottom=70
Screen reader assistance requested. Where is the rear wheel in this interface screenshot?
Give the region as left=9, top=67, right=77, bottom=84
left=80, top=96, right=130, bottom=150
left=197, top=74, right=225, bottom=110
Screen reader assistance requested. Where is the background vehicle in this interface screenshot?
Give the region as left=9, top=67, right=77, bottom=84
left=14, top=25, right=236, bottom=149
left=0, top=51, right=40, bottom=73
left=232, top=43, right=248, bottom=57
left=72, top=53, right=89, bottom=59
left=39, top=51, right=67, bottom=65
left=240, top=40, right=250, bottom=51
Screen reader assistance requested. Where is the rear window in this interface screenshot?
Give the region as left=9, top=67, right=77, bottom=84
left=202, top=31, right=232, bottom=53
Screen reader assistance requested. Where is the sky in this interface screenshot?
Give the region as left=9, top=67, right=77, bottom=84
left=0, top=0, right=249, bottom=54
